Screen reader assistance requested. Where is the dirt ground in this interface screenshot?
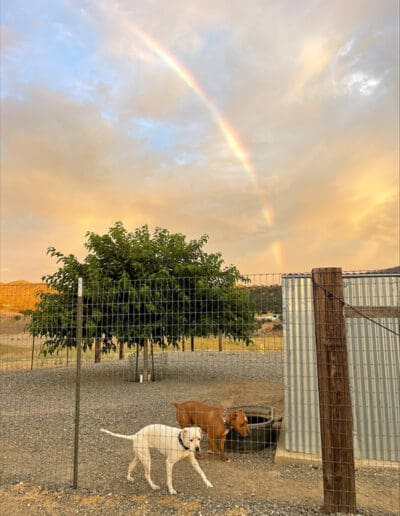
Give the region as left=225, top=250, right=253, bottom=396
left=1, top=355, right=399, bottom=515
left=1, top=457, right=399, bottom=515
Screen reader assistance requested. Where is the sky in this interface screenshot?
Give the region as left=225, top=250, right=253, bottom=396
left=0, top=0, right=399, bottom=282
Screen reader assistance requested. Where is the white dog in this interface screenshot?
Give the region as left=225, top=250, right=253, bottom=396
left=100, top=424, right=213, bottom=495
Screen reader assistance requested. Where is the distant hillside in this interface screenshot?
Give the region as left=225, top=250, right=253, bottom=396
left=0, top=281, right=51, bottom=314
left=374, top=266, right=400, bottom=274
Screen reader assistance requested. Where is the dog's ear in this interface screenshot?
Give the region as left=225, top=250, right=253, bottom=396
left=182, top=428, right=188, bottom=440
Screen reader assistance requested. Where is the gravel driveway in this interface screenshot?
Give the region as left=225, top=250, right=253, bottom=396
left=1, top=351, right=398, bottom=515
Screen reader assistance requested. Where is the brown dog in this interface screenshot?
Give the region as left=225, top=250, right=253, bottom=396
left=173, top=400, right=250, bottom=461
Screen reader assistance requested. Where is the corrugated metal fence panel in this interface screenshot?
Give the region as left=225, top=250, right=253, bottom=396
left=344, top=274, right=399, bottom=462
left=283, top=274, right=320, bottom=455
left=283, top=273, right=400, bottom=462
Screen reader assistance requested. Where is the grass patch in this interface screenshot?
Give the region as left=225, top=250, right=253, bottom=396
left=0, top=333, right=283, bottom=371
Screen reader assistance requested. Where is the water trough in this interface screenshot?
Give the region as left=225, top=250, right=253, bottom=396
left=225, top=405, right=282, bottom=452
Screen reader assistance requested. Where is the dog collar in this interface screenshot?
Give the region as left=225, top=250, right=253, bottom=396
left=178, top=431, right=190, bottom=450
left=222, top=409, right=232, bottom=430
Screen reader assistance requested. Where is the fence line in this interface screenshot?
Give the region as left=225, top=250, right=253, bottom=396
left=0, top=271, right=398, bottom=514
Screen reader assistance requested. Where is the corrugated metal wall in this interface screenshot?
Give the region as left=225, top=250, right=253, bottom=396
left=282, top=272, right=399, bottom=462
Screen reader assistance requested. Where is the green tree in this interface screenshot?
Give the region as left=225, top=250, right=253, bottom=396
left=248, top=285, right=282, bottom=315
left=28, top=222, right=256, bottom=377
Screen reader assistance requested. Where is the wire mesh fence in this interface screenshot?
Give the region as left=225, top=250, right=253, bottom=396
left=0, top=271, right=399, bottom=513
left=0, top=282, right=78, bottom=487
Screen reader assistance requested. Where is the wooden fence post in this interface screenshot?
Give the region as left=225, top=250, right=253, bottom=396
left=312, top=267, right=356, bottom=514
left=218, top=331, right=223, bottom=352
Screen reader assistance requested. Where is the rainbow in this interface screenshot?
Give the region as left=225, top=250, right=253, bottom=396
left=129, top=24, right=275, bottom=228
left=102, top=4, right=283, bottom=267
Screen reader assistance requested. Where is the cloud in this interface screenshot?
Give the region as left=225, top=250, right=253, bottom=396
left=294, top=37, right=335, bottom=91
left=0, top=85, right=156, bottom=271
left=0, top=82, right=261, bottom=278
left=0, top=0, right=398, bottom=280
left=0, top=25, right=18, bottom=55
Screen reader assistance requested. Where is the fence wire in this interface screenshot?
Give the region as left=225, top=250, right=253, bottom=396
left=0, top=271, right=398, bottom=514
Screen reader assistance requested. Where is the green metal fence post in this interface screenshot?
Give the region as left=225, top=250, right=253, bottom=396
left=73, top=278, right=83, bottom=489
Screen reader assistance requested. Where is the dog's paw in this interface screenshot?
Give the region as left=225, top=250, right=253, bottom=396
left=151, top=484, right=160, bottom=490
left=127, top=475, right=134, bottom=482
left=205, top=481, right=213, bottom=488
left=168, top=488, right=177, bottom=495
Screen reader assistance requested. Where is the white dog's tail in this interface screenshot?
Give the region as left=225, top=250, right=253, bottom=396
left=100, top=428, right=135, bottom=440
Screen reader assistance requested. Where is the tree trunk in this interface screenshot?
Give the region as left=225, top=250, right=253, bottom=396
left=150, top=341, right=155, bottom=382
left=94, top=338, right=101, bottom=363
left=30, top=338, right=35, bottom=370
left=134, top=342, right=139, bottom=382
left=143, top=339, right=149, bottom=381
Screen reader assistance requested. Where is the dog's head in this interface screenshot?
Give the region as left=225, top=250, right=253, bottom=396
left=181, top=426, right=203, bottom=453
left=229, top=409, right=250, bottom=436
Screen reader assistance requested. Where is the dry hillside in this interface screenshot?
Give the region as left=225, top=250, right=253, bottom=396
left=0, top=281, right=50, bottom=315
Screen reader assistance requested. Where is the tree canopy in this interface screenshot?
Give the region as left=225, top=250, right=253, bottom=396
left=28, top=222, right=256, bottom=354
left=248, top=285, right=282, bottom=314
